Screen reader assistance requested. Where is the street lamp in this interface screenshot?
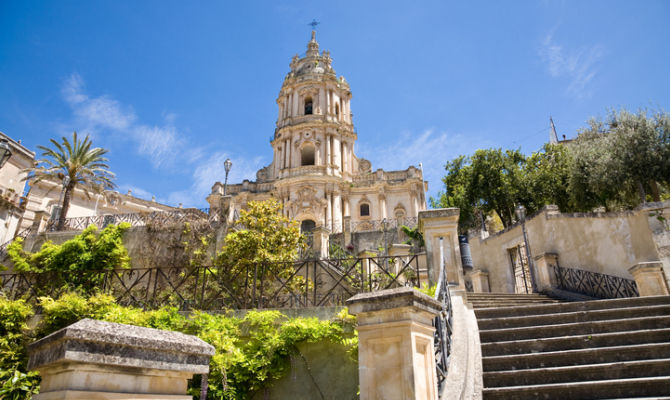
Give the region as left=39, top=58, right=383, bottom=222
left=0, top=139, right=13, bottom=169
left=223, top=158, right=232, bottom=195
left=515, top=204, right=538, bottom=292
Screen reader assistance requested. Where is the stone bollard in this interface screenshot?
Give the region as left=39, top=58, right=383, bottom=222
left=28, top=319, right=215, bottom=400
left=346, top=287, right=442, bottom=400
left=533, top=253, right=559, bottom=292
left=470, top=270, right=490, bottom=293
left=418, top=208, right=463, bottom=288
left=629, top=261, right=670, bottom=296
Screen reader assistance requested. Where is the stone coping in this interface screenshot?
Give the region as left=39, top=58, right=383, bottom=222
left=418, top=208, right=460, bottom=219
left=346, top=287, right=442, bottom=316
left=28, top=319, right=214, bottom=372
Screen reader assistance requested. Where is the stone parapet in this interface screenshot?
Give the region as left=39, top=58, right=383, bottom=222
left=347, top=287, right=441, bottom=400
left=628, top=261, right=669, bottom=296
left=29, top=319, right=214, bottom=399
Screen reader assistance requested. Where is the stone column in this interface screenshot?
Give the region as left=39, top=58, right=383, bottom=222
left=325, top=134, right=331, bottom=167
left=344, top=215, right=352, bottom=246
left=533, top=252, right=559, bottom=292
left=326, top=191, right=333, bottom=231
left=312, top=226, right=330, bottom=258
left=333, top=136, right=341, bottom=173
left=629, top=261, right=670, bottom=296
left=470, top=270, right=490, bottom=293
left=333, top=192, right=342, bottom=231
left=31, top=210, right=50, bottom=233
left=347, top=288, right=441, bottom=400
left=28, top=319, right=214, bottom=400
left=418, top=208, right=463, bottom=288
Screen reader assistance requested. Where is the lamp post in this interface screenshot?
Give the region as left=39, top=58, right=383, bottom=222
left=515, top=205, right=538, bottom=293
left=223, top=158, right=232, bottom=195
left=0, top=139, right=12, bottom=169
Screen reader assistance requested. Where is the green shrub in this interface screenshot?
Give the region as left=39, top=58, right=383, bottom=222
left=0, top=292, right=357, bottom=400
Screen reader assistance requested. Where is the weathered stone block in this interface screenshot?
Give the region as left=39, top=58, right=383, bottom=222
left=29, top=319, right=214, bottom=400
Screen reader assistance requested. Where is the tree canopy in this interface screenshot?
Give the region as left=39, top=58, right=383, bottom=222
left=433, top=108, right=670, bottom=233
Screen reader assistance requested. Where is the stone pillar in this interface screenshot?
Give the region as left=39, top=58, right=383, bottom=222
left=325, top=134, right=331, bottom=167
left=333, top=192, right=342, bottom=231
left=31, top=210, right=50, bottom=233
left=326, top=191, right=333, bottom=231
left=470, top=270, right=490, bottom=293
left=346, top=288, right=441, bottom=400
left=629, top=261, right=670, bottom=296
left=312, top=226, right=330, bottom=258
left=343, top=215, right=352, bottom=246
left=28, top=319, right=214, bottom=400
left=533, top=252, right=559, bottom=292
left=644, top=204, right=670, bottom=293
left=418, top=208, right=463, bottom=288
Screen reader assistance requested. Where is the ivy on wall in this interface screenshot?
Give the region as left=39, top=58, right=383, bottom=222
left=0, top=293, right=357, bottom=400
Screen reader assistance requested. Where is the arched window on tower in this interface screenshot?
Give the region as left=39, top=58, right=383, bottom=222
left=301, top=144, right=315, bottom=166
left=304, top=97, right=313, bottom=115
left=360, top=203, right=370, bottom=217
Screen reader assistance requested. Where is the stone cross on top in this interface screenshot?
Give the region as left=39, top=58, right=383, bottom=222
left=308, top=19, right=320, bottom=31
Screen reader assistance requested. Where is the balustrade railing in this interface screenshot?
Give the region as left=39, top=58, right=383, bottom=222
left=350, top=217, right=418, bottom=232
left=44, top=208, right=220, bottom=232
left=0, top=254, right=426, bottom=310
left=552, top=265, right=639, bottom=299
left=433, top=254, right=453, bottom=397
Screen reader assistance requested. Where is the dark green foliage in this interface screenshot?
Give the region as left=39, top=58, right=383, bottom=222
left=434, top=108, right=670, bottom=233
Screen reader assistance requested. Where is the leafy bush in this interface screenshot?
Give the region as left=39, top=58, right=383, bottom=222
left=6, top=223, right=131, bottom=274
left=0, top=296, right=39, bottom=399
left=0, top=293, right=357, bottom=400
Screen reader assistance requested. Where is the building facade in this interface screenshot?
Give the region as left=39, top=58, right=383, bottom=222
left=0, top=132, right=35, bottom=243
left=207, top=32, right=427, bottom=233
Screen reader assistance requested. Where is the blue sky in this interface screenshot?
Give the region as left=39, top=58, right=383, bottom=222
left=1, top=1, right=669, bottom=207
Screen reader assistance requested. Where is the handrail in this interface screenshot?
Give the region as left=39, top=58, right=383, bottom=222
left=433, top=237, right=453, bottom=397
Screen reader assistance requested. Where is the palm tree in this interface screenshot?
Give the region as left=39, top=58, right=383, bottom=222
left=25, top=132, right=115, bottom=230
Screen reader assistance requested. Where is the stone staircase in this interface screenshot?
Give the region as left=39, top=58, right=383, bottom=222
left=471, top=293, right=670, bottom=399
left=466, top=292, right=561, bottom=309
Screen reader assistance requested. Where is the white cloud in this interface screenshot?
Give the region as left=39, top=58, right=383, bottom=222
left=539, top=33, right=603, bottom=98
left=61, top=73, right=189, bottom=169
left=360, top=129, right=488, bottom=200
left=62, top=74, right=136, bottom=131
left=118, top=184, right=154, bottom=200
left=167, top=151, right=267, bottom=207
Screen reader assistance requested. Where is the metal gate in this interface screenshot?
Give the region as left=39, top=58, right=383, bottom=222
left=508, top=244, right=532, bottom=293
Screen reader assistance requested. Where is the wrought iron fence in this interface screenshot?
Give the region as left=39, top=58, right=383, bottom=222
left=552, top=265, right=639, bottom=299
left=0, top=226, right=36, bottom=260
left=44, top=208, right=220, bottom=232
left=433, top=257, right=453, bottom=398
left=0, top=254, right=426, bottom=310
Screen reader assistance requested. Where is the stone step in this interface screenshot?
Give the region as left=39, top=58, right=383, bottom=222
left=481, top=328, right=670, bottom=357
left=484, top=358, right=670, bottom=387
left=482, top=376, right=670, bottom=400
left=483, top=343, right=670, bottom=372
left=477, top=304, right=670, bottom=330
left=467, top=292, right=553, bottom=298
left=479, top=315, right=670, bottom=342
left=474, top=295, right=670, bottom=319
left=469, top=301, right=561, bottom=309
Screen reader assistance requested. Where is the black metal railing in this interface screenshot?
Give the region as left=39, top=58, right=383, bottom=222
left=0, top=226, right=36, bottom=260
left=552, top=265, right=639, bottom=299
left=0, top=254, right=425, bottom=310
left=433, top=258, right=453, bottom=397
left=44, top=208, right=221, bottom=232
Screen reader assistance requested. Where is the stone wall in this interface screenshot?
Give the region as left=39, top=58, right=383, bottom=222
left=250, top=340, right=358, bottom=400
left=469, top=202, right=670, bottom=293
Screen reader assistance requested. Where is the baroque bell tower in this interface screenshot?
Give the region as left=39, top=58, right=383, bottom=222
left=208, top=30, right=426, bottom=237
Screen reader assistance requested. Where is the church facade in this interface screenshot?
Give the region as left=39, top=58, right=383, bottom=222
left=207, top=32, right=426, bottom=234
